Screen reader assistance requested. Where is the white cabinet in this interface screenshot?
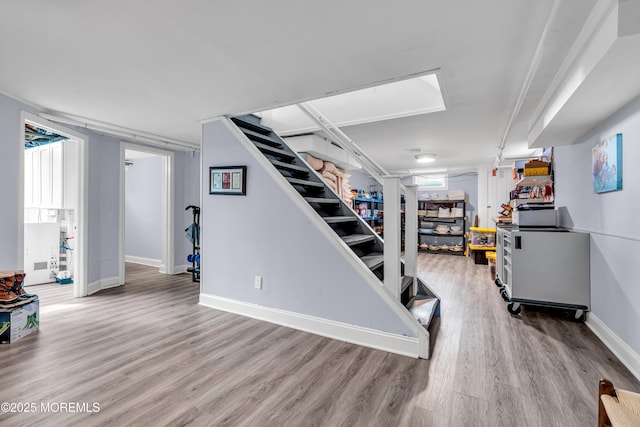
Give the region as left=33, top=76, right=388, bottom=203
left=24, top=222, right=60, bottom=285
left=50, top=142, right=64, bottom=208
left=24, top=141, right=67, bottom=209
left=24, top=148, right=40, bottom=207
left=40, top=145, right=52, bottom=207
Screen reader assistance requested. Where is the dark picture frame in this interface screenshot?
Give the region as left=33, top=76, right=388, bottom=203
left=209, top=166, right=247, bottom=195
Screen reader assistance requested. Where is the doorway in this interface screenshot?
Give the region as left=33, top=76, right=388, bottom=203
left=119, top=142, right=175, bottom=284
left=19, top=111, right=88, bottom=297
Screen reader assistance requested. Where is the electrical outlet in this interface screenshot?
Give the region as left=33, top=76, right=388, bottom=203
left=255, top=276, right=262, bottom=290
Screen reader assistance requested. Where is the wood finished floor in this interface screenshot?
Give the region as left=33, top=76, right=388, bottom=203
left=0, top=258, right=638, bottom=427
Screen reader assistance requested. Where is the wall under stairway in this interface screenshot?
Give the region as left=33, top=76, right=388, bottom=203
left=199, top=118, right=416, bottom=339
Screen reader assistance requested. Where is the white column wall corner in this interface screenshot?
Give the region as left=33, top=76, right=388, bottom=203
left=404, top=184, right=418, bottom=292
left=383, top=177, right=401, bottom=299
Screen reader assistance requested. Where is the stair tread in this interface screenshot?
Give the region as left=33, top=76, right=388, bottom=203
left=287, top=177, right=324, bottom=188
left=407, top=296, right=439, bottom=329
left=253, top=141, right=294, bottom=158
left=360, top=253, right=384, bottom=270
left=304, top=197, right=340, bottom=204
left=401, top=276, right=414, bottom=293
left=342, top=234, right=375, bottom=246
left=231, top=116, right=273, bottom=135
left=324, top=216, right=358, bottom=223
left=240, top=128, right=282, bottom=147
left=271, top=160, right=309, bottom=173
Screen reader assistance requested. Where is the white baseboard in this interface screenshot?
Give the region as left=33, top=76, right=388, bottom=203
left=174, top=264, right=191, bottom=274
left=586, top=313, right=640, bottom=381
left=199, top=293, right=420, bottom=358
left=125, top=255, right=161, bottom=267
left=87, top=276, right=122, bottom=296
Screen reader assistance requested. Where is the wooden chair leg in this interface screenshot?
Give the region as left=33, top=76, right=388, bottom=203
left=599, top=378, right=616, bottom=427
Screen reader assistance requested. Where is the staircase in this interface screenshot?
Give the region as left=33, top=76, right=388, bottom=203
left=230, top=114, right=440, bottom=356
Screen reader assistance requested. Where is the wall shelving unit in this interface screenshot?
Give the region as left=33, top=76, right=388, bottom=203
left=417, top=199, right=467, bottom=256
left=353, top=196, right=383, bottom=235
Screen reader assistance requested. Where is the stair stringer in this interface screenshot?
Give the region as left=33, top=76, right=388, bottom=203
left=200, top=117, right=430, bottom=358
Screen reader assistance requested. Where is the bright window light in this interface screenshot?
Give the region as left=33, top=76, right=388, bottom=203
left=259, top=72, right=446, bottom=135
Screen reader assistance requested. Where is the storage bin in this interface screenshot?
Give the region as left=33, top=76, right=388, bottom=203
left=524, top=167, right=548, bottom=176
left=469, top=227, right=496, bottom=247
left=524, top=161, right=549, bottom=176
left=0, top=299, right=39, bottom=344
left=472, top=250, right=488, bottom=265
left=486, top=251, right=496, bottom=281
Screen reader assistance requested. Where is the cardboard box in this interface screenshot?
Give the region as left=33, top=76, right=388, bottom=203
left=0, top=299, right=39, bottom=344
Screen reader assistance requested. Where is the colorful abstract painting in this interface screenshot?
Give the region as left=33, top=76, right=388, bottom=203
left=592, top=133, right=622, bottom=194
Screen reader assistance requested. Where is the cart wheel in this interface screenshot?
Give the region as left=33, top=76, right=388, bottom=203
left=500, top=290, right=509, bottom=302
left=507, top=302, right=521, bottom=315
left=571, top=309, right=586, bottom=322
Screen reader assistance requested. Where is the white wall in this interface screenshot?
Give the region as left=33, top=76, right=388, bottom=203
left=86, top=131, right=121, bottom=283
left=447, top=172, right=478, bottom=228
left=349, top=169, right=377, bottom=193
left=125, top=156, right=163, bottom=261
left=200, top=118, right=415, bottom=336
left=554, top=95, right=640, bottom=376
left=175, top=151, right=201, bottom=269
left=487, top=166, right=515, bottom=228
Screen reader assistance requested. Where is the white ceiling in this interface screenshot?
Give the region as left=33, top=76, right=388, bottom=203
left=0, top=0, right=616, bottom=172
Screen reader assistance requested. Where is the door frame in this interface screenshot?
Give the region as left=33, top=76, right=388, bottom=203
left=19, top=111, right=89, bottom=297
left=119, top=142, right=175, bottom=284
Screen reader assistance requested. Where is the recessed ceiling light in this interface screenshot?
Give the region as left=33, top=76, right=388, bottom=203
left=415, top=153, right=437, bottom=163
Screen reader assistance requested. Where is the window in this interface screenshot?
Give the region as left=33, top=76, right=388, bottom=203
left=415, top=175, right=448, bottom=190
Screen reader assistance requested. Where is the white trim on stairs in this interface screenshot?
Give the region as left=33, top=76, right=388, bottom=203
left=586, top=312, right=640, bottom=382
left=199, top=293, right=421, bottom=358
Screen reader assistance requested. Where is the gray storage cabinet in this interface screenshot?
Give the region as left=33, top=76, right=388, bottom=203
left=496, top=228, right=590, bottom=317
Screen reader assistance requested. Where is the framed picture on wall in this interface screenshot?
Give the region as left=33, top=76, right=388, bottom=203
left=592, top=134, right=622, bottom=194
left=209, top=166, right=247, bottom=195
